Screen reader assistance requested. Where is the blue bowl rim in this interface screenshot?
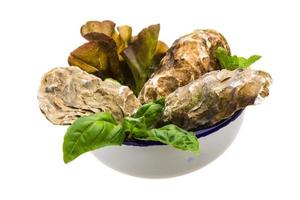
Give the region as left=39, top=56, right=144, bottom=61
left=123, top=109, right=244, bottom=147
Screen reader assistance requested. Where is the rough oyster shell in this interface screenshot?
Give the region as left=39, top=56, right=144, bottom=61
left=139, top=29, right=230, bottom=103
left=38, top=66, right=141, bottom=125
left=162, top=69, right=272, bottom=130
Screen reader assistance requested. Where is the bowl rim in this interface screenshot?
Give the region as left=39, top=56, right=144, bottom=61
left=123, top=109, right=244, bottom=147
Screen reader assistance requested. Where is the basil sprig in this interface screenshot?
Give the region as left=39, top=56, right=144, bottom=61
left=63, top=112, right=125, bottom=163
left=63, top=99, right=199, bottom=163
left=216, top=47, right=261, bottom=70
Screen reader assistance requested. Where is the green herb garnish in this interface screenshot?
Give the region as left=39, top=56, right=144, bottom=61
left=216, top=47, right=261, bottom=70
left=63, top=112, right=125, bottom=163
left=63, top=99, right=199, bottom=163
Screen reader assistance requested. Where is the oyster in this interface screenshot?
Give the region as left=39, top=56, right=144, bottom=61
left=139, top=29, right=230, bottom=103
left=38, top=66, right=141, bottom=125
left=162, top=69, right=272, bottom=130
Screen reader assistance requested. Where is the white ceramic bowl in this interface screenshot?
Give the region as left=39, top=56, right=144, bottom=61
left=93, top=110, right=244, bottom=178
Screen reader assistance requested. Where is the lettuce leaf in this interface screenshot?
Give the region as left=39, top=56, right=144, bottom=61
left=68, top=35, right=125, bottom=83
left=121, top=24, right=160, bottom=94
left=69, top=21, right=168, bottom=93
left=80, top=20, right=116, bottom=41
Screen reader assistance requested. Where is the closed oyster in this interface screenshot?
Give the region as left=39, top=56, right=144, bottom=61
left=162, top=69, right=272, bottom=130
left=139, top=29, right=230, bottom=103
left=38, top=66, right=141, bottom=125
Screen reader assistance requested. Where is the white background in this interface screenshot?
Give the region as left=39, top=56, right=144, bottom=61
left=0, top=0, right=299, bottom=199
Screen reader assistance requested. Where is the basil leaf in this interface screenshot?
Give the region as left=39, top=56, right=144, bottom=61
left=123, top=98, right=165, bottom=137
left=131, top=124, right=199, bottom=154
left=63, top=99, right=199, bottom=164
left=216, top=47, right=261, bottom=70
left=123, top=99, right=199, bottom=153
left=242, top=55, right=261, bottom=67
left=122, top=117, right=146, bottom=136
left=215, top=46, right=232, bottom=69
left=133, top=98, right=165, bottom=127
left=63, top=112, right=125, bottom=163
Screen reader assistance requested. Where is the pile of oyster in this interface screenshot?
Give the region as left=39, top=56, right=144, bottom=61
left=38, top=21, right=272, bottom=130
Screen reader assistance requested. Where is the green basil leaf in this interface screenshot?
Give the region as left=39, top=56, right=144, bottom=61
left=123, top=99, right=199, bottom=153
left=215, top=46, right=232, bottom=69
left=242, top=55, right=261, bottom=67
left=133, top=98, right=165, bottom=127
left=63, top=112, right=125, bottom=163
left=216, top=47, right=261, bottom=70
left=122, top=117, right=146, bottom=136
left=123, top=98, right=165, bottom=137
left=131, top=124, right=199, bottom=154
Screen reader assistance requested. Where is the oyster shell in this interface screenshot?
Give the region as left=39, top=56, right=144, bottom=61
left=139, top=29, right=230, bottom=103
left=162, top=69, right=272, bottom=130
left=38, top=66, right=141, bottom=125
